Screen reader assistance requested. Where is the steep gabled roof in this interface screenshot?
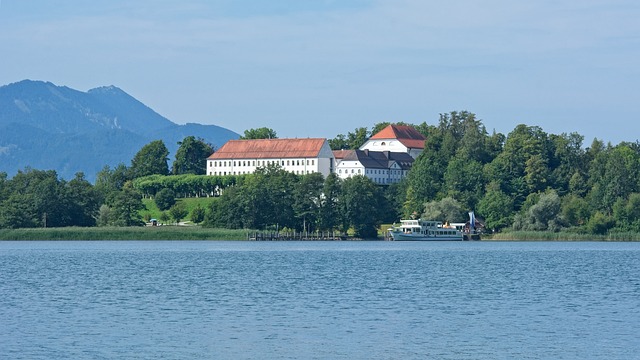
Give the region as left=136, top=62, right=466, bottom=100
left=369, top=124, right=425, bottom=149
left=208, top=138, right=328, bottom=159
left=332, top=149, right=353, bottom=160
left=342, top=150, right=415, bottom=170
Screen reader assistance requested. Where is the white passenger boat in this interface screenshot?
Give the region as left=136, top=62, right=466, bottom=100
left=388, top=219, right=464, bottom=241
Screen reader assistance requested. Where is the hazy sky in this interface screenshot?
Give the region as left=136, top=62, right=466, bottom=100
left=1, top=0, right=638, bottom=144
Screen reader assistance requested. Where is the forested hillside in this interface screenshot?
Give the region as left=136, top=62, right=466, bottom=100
left=0, top=80, right=239, bottom=181
left=1, top=112, right=639, bottom=238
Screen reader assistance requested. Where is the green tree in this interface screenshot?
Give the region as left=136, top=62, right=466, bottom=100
left=159, top=211, right=171, bottom=225
left=208, top=164, right=298, bottom=230
left=340, top=175, right=382, bottom=238
left=612, top=193, right=640, bottom=232
left=330, top=127, right=370, bottom=150
left=347, top=127, right=369, bottom=150
left=561, top=195, right=590, bottom=227
left=190, top=204, right=206, bottom=224
left=96, top=205, right=111, bottom=227
left=169, top=202, right=189, bottom=224
left=513, top=190, right=563, bottom=232
left=485, top=125, right=552, bottom=209
left=293, top=173, right=324, bottom=232
left=405, top=150, right=445, bottom=208
left=95, top=163, right=130, bottom=196
left=107, top=186, right=146, bottom=226
left=130, top=140, right=169, bottom=179
left=318, top=173, right=342, bottom=231
left=586, top=211, right=614, bottom=235
left=172, top=136, right=214, bottom=175
left=240, top=127, right=278, bottom=139
left=66, top=172, right=101, bottom=226
left=154, top=188, right=176, bottom=211
left=422, top=197, right=466, bottom=223
left=443, top=156, right=484, bottom=210
left=328, top=134, right=349, bottom=150
left=549, top=132, right=585, bottom=194
left=477, top=182, right=514, bottom=231
left=0, top=169, right=83, bottom=228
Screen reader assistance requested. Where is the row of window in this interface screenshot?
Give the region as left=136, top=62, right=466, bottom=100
left=336, top=168, right=405, bottom=176
left=210, top=159, right=315, bottom=168
left=209, top=170, right=316, bottom=176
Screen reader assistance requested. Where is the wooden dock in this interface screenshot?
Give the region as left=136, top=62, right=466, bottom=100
left=248, top=231, right=345, bottom=241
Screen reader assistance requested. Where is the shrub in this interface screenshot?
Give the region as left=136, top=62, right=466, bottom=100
left=155, top=188, right=176, bottom=211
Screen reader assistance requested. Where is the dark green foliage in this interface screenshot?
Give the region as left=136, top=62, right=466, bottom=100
left=340, top=175, right=383, bottom=238
left=106, top=186, right=146, bottom=226
left=512, top=191, right=564, bottom=232
left=130, top=140, right=170, bottom=179
left=66, top=172, right=102, bottom=227
left=159, top=211, right=170, bottom=225
left=190, top=205, right=206, bottom=224
left=172, top=136, right=214, bottom=175
left=5, top=110, right=640, bottom=237
left=612, top=193, right=640, bottom=232
left=95, top=163, right=130, bottom=196
left=240, top=127, right=278, bottom=140
left=477, top=183, right=514, bottom=231
left=318, top=173, right=342, bottom=231
left=329, top=127, right=369, bottom=150
left=169, top=202, right=189, bottom=224
left=0, top=169, right=102, bottom=228
left=155, top=188, right=177, bottom=211
left=586, top=212, right=615, bottom=235
left=422, top=197, right=466, bottom=223
left=293, top=172, right=324, bottom=232
left=561, top=195, right=591, bottom=227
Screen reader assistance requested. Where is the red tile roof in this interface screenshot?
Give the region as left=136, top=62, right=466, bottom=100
left=332, top=149, right=354, bottom=160
left=369, top=125, right=425, bottom=149
left=208, top=138, right=328, bottom=159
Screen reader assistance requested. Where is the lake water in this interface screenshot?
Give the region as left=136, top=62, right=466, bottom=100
left=1, top=241, right=639, bottom=360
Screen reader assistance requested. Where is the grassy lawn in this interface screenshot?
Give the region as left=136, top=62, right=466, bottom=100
left=141, top=197, right=216, bottom=223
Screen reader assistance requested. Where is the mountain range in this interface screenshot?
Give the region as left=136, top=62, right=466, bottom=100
left=0, top=80, right=239, bottom=181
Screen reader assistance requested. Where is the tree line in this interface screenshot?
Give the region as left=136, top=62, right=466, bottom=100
left=0, top=136, right=213, bottom=228
left=2, top=114, right=640, bottom=237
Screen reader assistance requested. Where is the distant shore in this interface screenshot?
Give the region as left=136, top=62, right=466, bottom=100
left=0, top=227, right=248, bottom=241
left=2, top=227, right=640, bottom=241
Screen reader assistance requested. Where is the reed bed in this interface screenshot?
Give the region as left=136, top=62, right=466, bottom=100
left=489, top=231, right=640, bottom=241
left=0, top=226, right=248, bottom=241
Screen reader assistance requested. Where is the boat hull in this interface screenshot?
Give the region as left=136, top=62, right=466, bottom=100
left=389, top=231, right=463, bottom=241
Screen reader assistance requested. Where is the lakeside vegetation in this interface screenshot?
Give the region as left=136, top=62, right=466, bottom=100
left=3, top=113, right=640, bottom=240
left=2, top=227, right=639, bottom=241
left=0, top=227, right=248, bottom=241
left=488, top=231, right=640, bottom=241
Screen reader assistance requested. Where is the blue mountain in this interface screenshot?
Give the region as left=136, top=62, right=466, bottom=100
left=0, top=80, right=239, bottom=181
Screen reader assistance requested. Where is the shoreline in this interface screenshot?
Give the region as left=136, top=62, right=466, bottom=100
left=1, top=227, right=640, bottom=241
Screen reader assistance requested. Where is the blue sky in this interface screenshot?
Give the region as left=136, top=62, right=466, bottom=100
left=1, top=0, right=638, bottom=144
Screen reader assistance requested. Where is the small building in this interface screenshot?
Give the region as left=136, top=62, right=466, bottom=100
left=359, top=124, right=426, bottom=159
left=206, top=138, right=335, bottom=177
left=335, top=149, right=414, bottom=185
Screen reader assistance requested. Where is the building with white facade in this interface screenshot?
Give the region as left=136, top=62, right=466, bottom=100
left=334, top=149, right=415, bottom=185
left=332, top=124, right=426, bottom=184
left=359, top=124, right=426, bottom=159
left=207, top=138, right=334, bottom=177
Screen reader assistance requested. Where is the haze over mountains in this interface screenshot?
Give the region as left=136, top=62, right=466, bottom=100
left=0, top=80, right=239, bottom=181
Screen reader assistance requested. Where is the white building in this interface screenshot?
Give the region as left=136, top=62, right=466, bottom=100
left=359, top=124, right=426, bottom=159
left=206, top=138, right=334, bottom=177
left=334, top=149, right=414, bottom=185
left=333, top=124, right=426, bottom=185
